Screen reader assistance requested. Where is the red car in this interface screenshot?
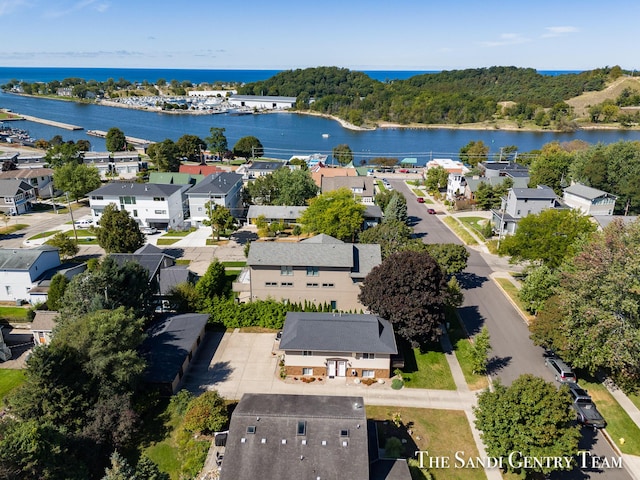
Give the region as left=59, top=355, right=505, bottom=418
left=427, top=208, right=436, bottom=214
left=417, top=197, right=425, bottom=203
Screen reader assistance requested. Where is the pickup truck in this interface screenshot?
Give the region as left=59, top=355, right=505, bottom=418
left=567, top=384, right=607, bottom=429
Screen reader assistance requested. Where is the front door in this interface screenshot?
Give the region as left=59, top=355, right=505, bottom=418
left=327, top=361, right=336, bottom=377
left=337, top=361, right=347, bottom=377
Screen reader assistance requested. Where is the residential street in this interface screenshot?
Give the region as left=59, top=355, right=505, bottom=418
left=394, top=179, right=634, bottom=480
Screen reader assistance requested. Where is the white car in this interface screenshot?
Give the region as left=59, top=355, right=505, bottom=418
left=141, top=227, right=158, bottom=235
left=74, top=218, right=93, bottom=227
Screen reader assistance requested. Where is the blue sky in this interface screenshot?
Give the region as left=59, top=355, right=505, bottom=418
left=1, top=0, right=637, bottom=71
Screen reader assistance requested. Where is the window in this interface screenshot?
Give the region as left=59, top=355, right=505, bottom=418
left=265, top=282, right=278, bottom=287
left=330, top=300, right=337, bottom=310
left=5, top=286, right=11, bottom=295
left=297, top=421, right=306, bottom=436
left=153, top=197, right=165, bottom=201
left=362, top=370, right=375, bottom=378
left=302, top=350, right=312, bottom=356
left=154, top=210, right=167, bottom=215
left=119, top=195, right=136, bottom=205
left=92, top=195, right=103, bottom=200
left=302, top=368, right=313, bottom=376
left=362, top=353, right=375, bottom=360
left=280, top=282, right=293, bottom=287
left=133, top=209, right=138, bottom=217
left=281, top=266, right=293, bottom=276
left=322, top=283, right=335, bottom=288
left=340, top=429, right=349, bottom=437
left=306, top=283, right=319, bottom=288
left=247, top=426, right=256, bottom=434
left=306, top=266, right=319, bottom=276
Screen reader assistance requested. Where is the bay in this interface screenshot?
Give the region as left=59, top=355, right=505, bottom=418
left=1, top=67, right=639, bottom=164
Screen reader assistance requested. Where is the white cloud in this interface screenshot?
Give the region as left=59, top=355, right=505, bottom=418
left=542, top=26, right=579, bottom=38
left=481, top=33, right=530, bottom=48
left=0, top=0, right=29, bottom=16
left=45, top=0, right=109, bottom=18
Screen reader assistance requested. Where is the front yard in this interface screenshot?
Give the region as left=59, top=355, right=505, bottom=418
left=0, top=369, right=26, bottom=402
left=400, top=341, right=456, bottom=390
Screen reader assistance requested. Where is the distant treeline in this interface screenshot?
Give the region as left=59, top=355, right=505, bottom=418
left=238, top=66, right=624, bottom=127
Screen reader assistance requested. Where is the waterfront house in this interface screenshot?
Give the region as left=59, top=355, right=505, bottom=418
left=492, top=185, right=564, bottom=235
left=478, top=161, right=529, bottom=178
left=563, top=183, right=617, bottom=216
left=320, top=176, right=376, bottom=204
left=185, top=172, right=244, bottom=225
left=0, top=246, right=61, bottom=303
left=0, top=179, right=35, bottom=215
left=247, top=205, right=308, bottom=224
left=237, top=234, right=381, bottom=311
left=88, top=182, right=185, bottom=230
left=0, top=167, right=55, bottom=199
left=279, top=312, right=398, bottom=379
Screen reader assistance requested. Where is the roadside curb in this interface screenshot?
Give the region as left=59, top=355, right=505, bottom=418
left=489, top=272, right=532, bottom=326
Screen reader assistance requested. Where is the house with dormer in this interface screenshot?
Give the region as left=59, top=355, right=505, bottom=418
left=0, top=179, right=35, bottom=215
left=236, top=234, right=381, bottom=311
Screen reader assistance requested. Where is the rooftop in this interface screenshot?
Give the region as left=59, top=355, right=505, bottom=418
left=89, top=182, right=183, bottom=198
left=187, top=172, right=243, bottom=195
left=564, top=183, right=616, bottom=200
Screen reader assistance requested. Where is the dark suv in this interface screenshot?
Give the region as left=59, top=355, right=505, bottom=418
left=545, top=356, right=577, bottom=383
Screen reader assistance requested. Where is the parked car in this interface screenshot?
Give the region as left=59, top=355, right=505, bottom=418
left=141, top=227, right=158, bottom=235
left=74, top=218, right=93, bottom=227
left=567, top=384, right=607, bottom=429
left=417, top=197, right=425, bottom=203
left=427, top=208, right=436, bottom=214
left=545, top=356, right=577, bottom=383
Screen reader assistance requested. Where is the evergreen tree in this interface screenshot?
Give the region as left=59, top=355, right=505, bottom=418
left=105, top=127, right=127, bottom=152
left=96, top=204, right=145, bottom=253
left=46, top=273, right=68, bottom=311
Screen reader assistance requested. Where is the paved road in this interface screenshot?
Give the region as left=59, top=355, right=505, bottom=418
left=393, top=179, right=632, bottom=480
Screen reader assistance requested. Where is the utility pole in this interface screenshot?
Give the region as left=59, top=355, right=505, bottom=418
left=65, top=192, right=78, bottom=242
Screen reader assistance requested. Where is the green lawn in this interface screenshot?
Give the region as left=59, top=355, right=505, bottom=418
left=222, top=261, right=247, bottom=268
left=367, top=405, right=486, bottom=480
left=442, top=217, right=478, bottom=245
left=0, top=224, right=28, bottom=235
left=577, top=376, right=640, bottom=456
left=446, top=309, right=489, bottom=390
left=400, top=341, right=456, bottom=390
left=458, top=216, right=491, bottom=238
left=629, top=391, right=640, bottom=411
left=175, top=259, right=191, bottom=265
left=163, top=229, right=195, bottom=237
left=156, top=238, right=181, bottom=246
left=0, top=306, right=29, bottom=322
left=28, top=230, right=61, bottom=240
left=0, top=369, right=26, bottom=401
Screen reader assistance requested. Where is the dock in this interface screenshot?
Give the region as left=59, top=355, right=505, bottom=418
left=18, top=113, right=83, bottom=131
left=87, top=130, right=152, bottom=146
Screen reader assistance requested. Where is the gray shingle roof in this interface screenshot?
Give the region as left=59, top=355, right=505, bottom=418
left=0, top=245, right=58, bottom=271
left=248, top=242, right=354, bottom=267
left=89, top=182, right=182, bottom=197
left=279, top=312, right=397, bottom=354
left=321, top=176, right=375, bottom=193
left=247, top=205, right=307, bottom=220
left=187, top=172, right=243, bottom=195
left=31, top=310, right=59, bottom=331
left=564, top=183, right=616, bottom=200
left=220, top=393, right=369, bottom=480
left=0, top=179, right=33, bottom=196
left=141, top=313, right=208, bottom=384
left=511, top=185, right=557, bottom=200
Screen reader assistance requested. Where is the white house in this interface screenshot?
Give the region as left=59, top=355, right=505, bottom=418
left=446, top=172, right=466, bottom=200
left=228, top=95, right=297, bottom=110
left=0, top=179, right=35, bottom=215
left=563, top=183, right=617, bottom=216
left=186, top=172, right=244, bottom=225
left=0, top=168, right=55, bottom=199
left=83, top=152, right=146, bottom=179
left=0, top=246, right=61, bottom=303
left=492, top=185, right=564, bottom=235
left=88, top=182, right=185, bottom=230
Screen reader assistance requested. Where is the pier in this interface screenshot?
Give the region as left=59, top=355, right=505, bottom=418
left=18, top=113, right=83, bottom=131
left=87, top=130, right=152, bottom=146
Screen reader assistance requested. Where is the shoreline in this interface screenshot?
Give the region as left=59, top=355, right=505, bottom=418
left=5, top=91, right=640, bottom=134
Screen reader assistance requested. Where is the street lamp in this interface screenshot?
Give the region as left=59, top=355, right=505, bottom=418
left=65, top=192, right=78, bottom=242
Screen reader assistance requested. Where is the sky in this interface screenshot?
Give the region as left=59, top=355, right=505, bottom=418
left=1, top=0, right=638, bottom=71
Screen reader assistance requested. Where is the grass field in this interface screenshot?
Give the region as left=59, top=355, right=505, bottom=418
left=0, top=306, right=29, bottom=322
left=0, top=224, right=28, bottom=235
left=156, top=238, right=181, bottom=246
left=28, top=230, right=61, bottom=240
left=163, top=229, right=195, bottom=237
left=0, top=369, right=26, bottom=401
left=367, top=405, right=486, bottom=480
left=458, top=216, right=490, bottom=238
left=442, top=216, right=478, bottom=245
left=400, top=341, right=456, bottom=390
left=222, top=261, right=246, bottom=268
left=493, top=278, right=535, bottom=324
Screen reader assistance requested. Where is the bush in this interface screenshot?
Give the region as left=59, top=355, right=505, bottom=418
left=182, top=391, right=228, bottom=434
left=391, top=378, right=404, bottom=390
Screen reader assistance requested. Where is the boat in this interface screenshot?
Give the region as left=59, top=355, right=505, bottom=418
left=322, top=133, right=330, bottom=138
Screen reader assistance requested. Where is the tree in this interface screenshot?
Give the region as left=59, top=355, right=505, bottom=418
left=168, top=281, right=200, bottom=313
left=176, top=134, right=206, bottom=162
left=206, top=127, right=228, bottom=159
left=147, top=139, right=181, bottom=172
left=332, top=144, right=353, bottom=166
left=424, top=166, right=449, bottom=192
left=76, top=139, right=91, bottom=151
left=359, top=250, right=450, bottom=347
left=48, top=232, right=79, bottom=259
left=273, top=168, right=318, bottom=205
left=105, top=127, right=127, bottom=152
left=182, top=390, right=228, bottom=434
left=374, top=189, right=395, bottom=211
left=423, top=243, right=470, bottom=276
left=518, top=264, right=559, bottom=314
left=459, top=140, right=489, bottom=167
left=528, top=142, right=573, bottom=194
left=470, top=326, right=491, bottom=375
left=95, top=204, right=145, bottom=253
left=196, top=259, right=228, bottom=305
left=359, top=219, right=418, bottom=259
left=44, top=142, right=82, bottom=168
left=134, top=455, right=170, bottom=480
left=203, top=203, right=236, bottom=241
left=53, top=162, right=101, bottom=200
left=102, top=451, right=135, bottom=480
left=474, top=375, right=580, bottom=478
left=299, top=188, right=365, bottom=242
left=383, top=192, right=408, bottom=224
left=499, top=208, right=596, bottom=268
left=2, top=159, right=17, bottom=171
left=46, top=273, right=68, bottom=311
left=233, top=135, right=263, bottom=158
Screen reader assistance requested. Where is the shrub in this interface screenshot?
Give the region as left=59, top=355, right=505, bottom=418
left=182, top=390, right=228, bottom=434
left=391, top=378, right=404, bottom=390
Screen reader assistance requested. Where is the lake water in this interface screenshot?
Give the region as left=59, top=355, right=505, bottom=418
left=1, top=67, right=639, bottom=164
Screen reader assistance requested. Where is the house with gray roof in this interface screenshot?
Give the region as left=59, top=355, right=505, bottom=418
left=492, top=185, right=565, bottom=235
left=591, top=215, right=638, bottom=231
left=88, top=182, right=185, bottom=230
left=140, top=313, right=208, bottom=395
left=478, top=161, right=529, bottom=178
left=321, top=175, right=376, bottom=204
left=0, top=246, right=61, bottom=303
left=563, top=182, right=617, bottom=216
left=31, top=310, right=59, bottom=346
left=0, top=167, right=55, bottom=199
left=0, top=179, right=35, bottom=215
left=247, top=204, right=382, bottom=229
left=238, top=234, right=382, bottom=311
left=280, top=312, right=397, bottom=379
left=464, top=175, right=529, bottom=202
left=186, top=172, right=243, bottom=225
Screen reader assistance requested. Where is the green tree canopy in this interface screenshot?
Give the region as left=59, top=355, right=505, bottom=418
left=424, top=166, right=449, bottom=192
left=202, top=203, right=237, bottom=241
left=233, top=135, right=263, bottom=158
left=459, top=140, right=489, bottom=167
left=359, top=250, right=450, bottom=347
left=176, top=134, right=207, bottom=162
left=46, top=273, right=68, bottom=311
left=474, top=374, right=580, bottom=478
left=299, top=188, right=365, bottom=242
left=53, top=162, right=102, bottom=201
left=528, top=142, right=574, bottom=194
left=196, top=259, right=228, bottom=306
left=359, top=219, right=420, bottom=259
left=245, top=168, right=318, bottom=206
left=499, top=208, right=596, bottom=268
left=105, top=127, right=127, bottom=152
left=383, top=191, right=408, bottom=224
left=44, top=142, right=82, bottom=168
left=182, top=390, right=228, bottom=434
left=206, top=127, right=228, bottom=158
left=147, top=138, right=181, bottom=172
left=95, top=204, right=145, bottom=253
left=47, top=232, right=79, bottom=260
left=332, top=144, right=353, bottom=166
left=423, top=243, right=470, bottom=276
